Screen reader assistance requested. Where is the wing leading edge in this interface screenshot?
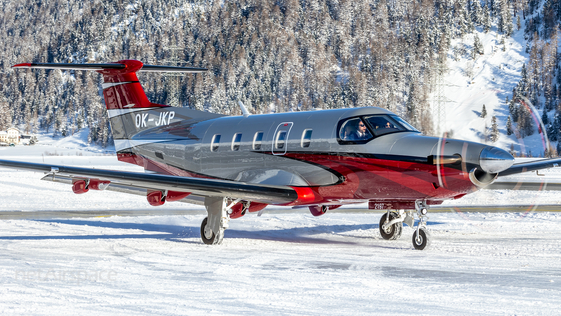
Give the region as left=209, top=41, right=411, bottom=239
left=0, top=159, right=298, bottom=205
left=498, top=158, right=561, bottom=177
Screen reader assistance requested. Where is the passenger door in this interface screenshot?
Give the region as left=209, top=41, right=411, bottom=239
left=272, top=122, right=293, bottom=155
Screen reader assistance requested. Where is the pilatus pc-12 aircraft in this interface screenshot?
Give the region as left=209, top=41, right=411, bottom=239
left=2, top=59, right=560, bottom=250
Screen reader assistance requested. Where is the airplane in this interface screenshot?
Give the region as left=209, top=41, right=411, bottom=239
left=1, top=59, right=560, bottom=250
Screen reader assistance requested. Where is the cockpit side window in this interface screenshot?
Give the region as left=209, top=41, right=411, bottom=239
left=337, top=114, right=419, bottom=144
left=364, top=115, right=419, bottom=137
left=338, top=118, right=373, bottom=143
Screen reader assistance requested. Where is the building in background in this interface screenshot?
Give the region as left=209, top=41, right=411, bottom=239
left=0, top=128, right=37, bottom=146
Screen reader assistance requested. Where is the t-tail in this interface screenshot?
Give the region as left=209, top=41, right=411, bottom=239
left=12, top=60, right=208, bottom=165
left=12, top=60, right=206, bottom=111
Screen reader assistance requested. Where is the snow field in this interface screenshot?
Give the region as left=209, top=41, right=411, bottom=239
left=0, top=156, right=561, bottom=315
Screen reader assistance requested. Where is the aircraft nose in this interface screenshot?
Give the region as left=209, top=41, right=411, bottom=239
left=479, top=146, right=514, bottom=173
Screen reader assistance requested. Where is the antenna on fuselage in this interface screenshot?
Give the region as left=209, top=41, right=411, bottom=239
left=238, top=101, right=250, bottom=117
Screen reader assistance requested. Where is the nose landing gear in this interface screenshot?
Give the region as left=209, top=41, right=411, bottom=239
left=412, top=200, right=431, bottom=250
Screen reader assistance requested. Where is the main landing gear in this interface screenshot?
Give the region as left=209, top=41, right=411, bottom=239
left=200, top=197, right=249, bottom=245
left=379, top=200, right=431, bottom=250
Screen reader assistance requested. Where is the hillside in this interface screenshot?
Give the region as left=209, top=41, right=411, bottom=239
left=0, top=0, right=559, bottom=154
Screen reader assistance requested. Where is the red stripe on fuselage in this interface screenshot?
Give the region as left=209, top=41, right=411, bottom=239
left=118, top=151, right=476, bottom=206
left=282, top=153, right=475, bottom=203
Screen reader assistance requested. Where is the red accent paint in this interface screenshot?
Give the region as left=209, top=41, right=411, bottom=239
left=282, top=153, right=475, bottom=206
left=247, top=202, right=268, bottom=213
left=285, top=186, right=322, bottom=206
left=89, top=179, right=111, bottom=190
left=165, top=191, right=191, bottom=202
left=118, top=152, right=475, bottom=210
left=98, top=60, right=168, bottom=110
left=308, top=205, right=327, bottom=216
left=11, top=63, right=32, bottom=68
left=72, top=180, right=89, bottom=194
left=229, top=204, right=245, bottom=219
left=147, top=191, right=165, bottom=206
left=117, top=153, right=145, bottom=167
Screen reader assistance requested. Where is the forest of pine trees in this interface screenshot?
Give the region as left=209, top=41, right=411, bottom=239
left=0, top=0, right=559, bottom=148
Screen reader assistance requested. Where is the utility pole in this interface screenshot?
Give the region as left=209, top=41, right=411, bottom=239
left=432, top=56, right=457, bottom=136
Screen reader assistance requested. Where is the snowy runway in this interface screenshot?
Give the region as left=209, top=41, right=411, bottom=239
left=1, top=211, right=560, bottom=315
left=0, top=152, right=560, bottom=314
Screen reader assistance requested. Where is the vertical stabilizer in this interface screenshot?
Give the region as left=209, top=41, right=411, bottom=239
left=98, top=60, right=162, bottom=110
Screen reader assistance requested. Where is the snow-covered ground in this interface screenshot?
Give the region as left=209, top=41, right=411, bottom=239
left=1, top=143, right=561, bottom=314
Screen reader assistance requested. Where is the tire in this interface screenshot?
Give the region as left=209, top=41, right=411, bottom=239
left=379, top=212, right=403, bottom=240
left=200, top=217, right=223, bottom=245
left=412, top=227, right=430, bottom=250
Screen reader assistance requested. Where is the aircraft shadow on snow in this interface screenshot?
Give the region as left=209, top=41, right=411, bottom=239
left=0, top=218, right=443, bottom=247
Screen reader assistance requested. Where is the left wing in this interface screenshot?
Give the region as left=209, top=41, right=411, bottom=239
left=0, top=159, right=298, bottom=205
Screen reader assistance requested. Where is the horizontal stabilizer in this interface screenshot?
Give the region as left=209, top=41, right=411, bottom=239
left=12, top=62, right=207, bottom=73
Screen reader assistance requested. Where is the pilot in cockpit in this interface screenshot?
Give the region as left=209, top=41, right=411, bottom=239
left=349, top=120, right=370, bottom=140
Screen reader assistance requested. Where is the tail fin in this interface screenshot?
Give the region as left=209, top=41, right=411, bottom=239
left=12, top=60, right=207, bottom=110
left=13, top=60, right=208, bottom=163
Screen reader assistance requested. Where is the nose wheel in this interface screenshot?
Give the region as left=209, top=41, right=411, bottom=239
left=412, top=200, right=431, bottom=250
left=412, top=227, right=430, bottom=250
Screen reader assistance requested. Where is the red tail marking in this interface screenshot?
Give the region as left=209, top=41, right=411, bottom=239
left=98, top=60, right=168, bottom=110
left=12, top=63, right=32, bottom=68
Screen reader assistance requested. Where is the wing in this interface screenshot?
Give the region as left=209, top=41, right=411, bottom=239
left=498, top=158, right=561, bottom=177
left=0, top=159, right=298, bottom=205
left=485, top=180, right=561, bottom=191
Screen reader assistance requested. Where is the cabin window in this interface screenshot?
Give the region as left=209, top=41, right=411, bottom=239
left=211, top=134, right=221, bottom=152
left=253, top=132, right=264, bottom=150
left=231, top=133, right=242, bottom=151
left=275, top=130, right=287, bottom=149
left=301, top=129, right=313, bottom=148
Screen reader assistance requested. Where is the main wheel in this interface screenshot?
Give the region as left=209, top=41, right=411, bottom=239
left=379, top=212, right=402, bottom=240
left=412, top=227, right=430, bottom=250
left=200, top=217, right=224, bottom=245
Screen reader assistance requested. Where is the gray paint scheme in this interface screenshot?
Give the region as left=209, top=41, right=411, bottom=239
left=112, top=107, right=408, bottom=187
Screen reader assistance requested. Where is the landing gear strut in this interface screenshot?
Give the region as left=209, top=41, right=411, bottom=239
left=200, top=197, right=248, bottom=245
left=200, top=197, right=231, bottom=245
left=412, top=200, right=431, bottom=250
left=378, top=200, right=431, bottom=250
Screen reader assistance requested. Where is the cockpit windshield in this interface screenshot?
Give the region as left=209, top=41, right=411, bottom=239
left=338, top=114, right=419, bottom=143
